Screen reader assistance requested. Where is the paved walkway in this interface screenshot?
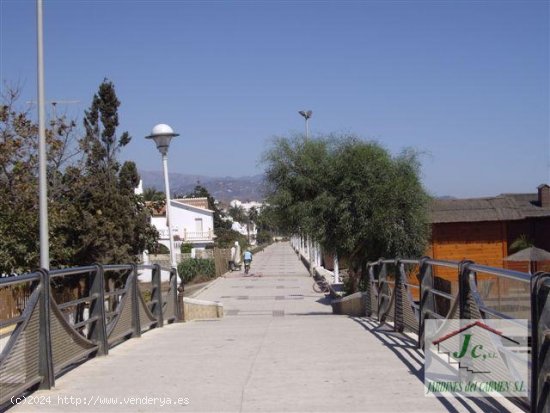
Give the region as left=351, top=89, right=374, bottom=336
left=11, top=242, right=521, bottom=412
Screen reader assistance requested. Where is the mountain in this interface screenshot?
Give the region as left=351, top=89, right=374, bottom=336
left=139, top=170, right=266, bottom=204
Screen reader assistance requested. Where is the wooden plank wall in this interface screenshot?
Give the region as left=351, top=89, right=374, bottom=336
left=213, top=248, right=230, bottom=277
left=430, top=221, right=505, bottom=281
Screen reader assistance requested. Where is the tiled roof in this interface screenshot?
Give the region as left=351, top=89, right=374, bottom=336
left=146, top=197, right=212, bottom=216
left=175, top=197, right=210, bottom=210
left=430, top=193, right=550, bottom=224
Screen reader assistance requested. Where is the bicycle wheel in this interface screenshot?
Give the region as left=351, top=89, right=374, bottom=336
left=312, top=280, right=330, bottom=294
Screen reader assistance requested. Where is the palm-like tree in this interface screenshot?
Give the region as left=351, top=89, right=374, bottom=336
left=142, top=187, right=165, bottom=202
left=509, top=234, right=534, bottom=253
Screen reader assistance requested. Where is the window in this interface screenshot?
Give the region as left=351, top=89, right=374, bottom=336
left=195, top=218, right=203, bottom=233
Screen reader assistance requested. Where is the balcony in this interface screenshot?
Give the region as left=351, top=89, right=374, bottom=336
left=183, top=229, right=214, bottom=242
left=158, top=229, right=214, bottom=245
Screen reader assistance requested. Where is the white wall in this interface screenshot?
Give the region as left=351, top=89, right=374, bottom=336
left=170, top=201, right=214, bottom=240
left=151, top=201, right=214, bottom=251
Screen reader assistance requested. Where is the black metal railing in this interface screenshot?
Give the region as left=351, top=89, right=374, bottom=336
left=0, top=263, right=181, bottom=406
left=363, top=257, right=549, bottom=413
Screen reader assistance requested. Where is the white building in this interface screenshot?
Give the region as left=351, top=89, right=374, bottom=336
left=149, top=197, right=215, bottom=252
left=231, top=220, right=257, bottom=245
left=229, top=199, right=263, bottom=212
left=227, top=199, right=263, bottom=245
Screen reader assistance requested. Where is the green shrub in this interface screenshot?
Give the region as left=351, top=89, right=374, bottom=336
left=178, top=258, right=216, bottom=284
left=256, top=230, right=272, bottom=245
left=180, top=242, right=194, bottom=254
left=214, top=228, right=248, bottom=248
left=150, top=243, right=169, bottom=254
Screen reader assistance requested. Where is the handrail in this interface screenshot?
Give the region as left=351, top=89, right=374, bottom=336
left=468, top=263, right=532, bottom=282
left=0, top=263, right=182, bottom=407
left=291, top=236, right=547, bottom=413
left=363, top=256, right=544, bottom=413
left=49, top=265, right=99, bottom=279
left=0, top=271, right=41, bottom=287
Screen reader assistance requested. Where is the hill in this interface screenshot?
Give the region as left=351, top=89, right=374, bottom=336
left=139, top=170, right=266, bottom=204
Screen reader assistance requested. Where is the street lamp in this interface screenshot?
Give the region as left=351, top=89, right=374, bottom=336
left=298, top=110, right=312, bottom=140
left=146, top=124, right=179, bottom=269
left=37, top=0, right=49, bottom=270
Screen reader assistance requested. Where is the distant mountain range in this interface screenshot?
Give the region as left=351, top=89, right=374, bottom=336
left=139, top=170, right=458, bottom=205
left=139, top=170, right=266, bottom=204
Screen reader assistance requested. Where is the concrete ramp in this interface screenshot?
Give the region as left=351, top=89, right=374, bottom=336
left=11, top=242, right=521, bottom=412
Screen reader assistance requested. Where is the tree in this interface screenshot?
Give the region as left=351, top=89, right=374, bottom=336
left=0, top=86, right=79, bottom=274
left=0, top=81, right=157, bottom=274
left=63, top=79, right=156, bottom=265
left=248, top=206, right=259, bottom=225
left=263, top=134, right=430, bottom=292
left=228, top=204, right=247, bottom=223
left=142, top=187, right=165, bottom=202
left=509, top=234, right=534, bottom=253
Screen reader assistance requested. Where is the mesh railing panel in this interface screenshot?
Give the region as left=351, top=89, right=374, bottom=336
left=0, top=299, right=41, bottom=405
left=402, top=286, right=418, bottom=334
left=107, top=293, right=134, bottom=345
left=50, top=296, right=97, bottom=374
left=138, top=291, right=157, bottom=332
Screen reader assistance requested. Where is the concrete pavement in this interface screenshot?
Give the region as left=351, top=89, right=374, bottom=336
left=9, top=242, right=521, bottom=412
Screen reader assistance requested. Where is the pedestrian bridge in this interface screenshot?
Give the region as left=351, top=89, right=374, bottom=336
left=0, top=242, right=547, bottom=412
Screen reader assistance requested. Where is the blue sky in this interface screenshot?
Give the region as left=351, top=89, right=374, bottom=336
left=1, top=0, right=548, bottom=198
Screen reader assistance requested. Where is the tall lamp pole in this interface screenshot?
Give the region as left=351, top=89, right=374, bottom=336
left=298, top=110, right=312, bottom=140
left=37, top=0, right=49, bottom=270
left=146, top=124, right=179, bottom=269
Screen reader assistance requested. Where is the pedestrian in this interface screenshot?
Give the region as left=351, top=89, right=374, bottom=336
left=230, top=243, right=236, bottom=270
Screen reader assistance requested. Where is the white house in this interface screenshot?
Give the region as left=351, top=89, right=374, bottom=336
left=148, top=197, right=215, bottom=252
left=229, top=199, right=263, bottom=213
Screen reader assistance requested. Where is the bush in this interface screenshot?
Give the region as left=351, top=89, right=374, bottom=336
left=256, top=230, right=272, bottom=245
left=150, top=243, right=169, bottom=254
left=180, top=242, right=194, bottom=254
left=214, top=228, right=248, bottom=249
left=177, top=258, right=216, bottom=284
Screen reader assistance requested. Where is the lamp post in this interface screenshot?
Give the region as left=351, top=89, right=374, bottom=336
left=298, top=110, right=312, bottom=140
left=146, top=124, right=179, bottom=269
left=37, top=0, right=49, bottom=270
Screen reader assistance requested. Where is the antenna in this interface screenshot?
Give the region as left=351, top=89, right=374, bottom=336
left=27, top=99, right=80, bottom=119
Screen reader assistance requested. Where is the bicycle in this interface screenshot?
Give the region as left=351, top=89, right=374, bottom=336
left=312, top=276, right=331, bottom=294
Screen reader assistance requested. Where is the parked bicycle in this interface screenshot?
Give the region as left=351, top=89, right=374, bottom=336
left=312, top=276, right=331, bottom=294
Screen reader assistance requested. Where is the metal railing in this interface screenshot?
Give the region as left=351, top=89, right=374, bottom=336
left=0, top=263, right=181, bottom=406
left=363, top=257, right=549, bottom=413
left=182, top=230, right=213, bottom=242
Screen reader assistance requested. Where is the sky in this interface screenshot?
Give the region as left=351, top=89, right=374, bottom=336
left=0, top=0, right=548, bottom=198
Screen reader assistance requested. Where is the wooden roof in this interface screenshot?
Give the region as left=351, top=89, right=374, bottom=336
left=430, top=193, right=550, bottom=224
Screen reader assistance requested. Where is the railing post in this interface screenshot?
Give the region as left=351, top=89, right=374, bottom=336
left=377, top=260, right=388, bottom=322
left=365, top=264, right=375, bottom=317
left=458, top=260, right=475, bottom=320
left=418, top=257, right=432, bottom=349
left=394, top=259, right=404, bottom=333
left=38, top=268, right=54, bottom=389
left=531, top=271, right=550, bottom=413
left=151, top=264, right=164, bottom=327
left=172, top=268, right=183, bottom=321
left=131, top=264, right=141, bottom=338
left=89, top=264, right=108, bottom=356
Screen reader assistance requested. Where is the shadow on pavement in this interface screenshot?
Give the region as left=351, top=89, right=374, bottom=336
left=350, top=317, right=521, bottom=413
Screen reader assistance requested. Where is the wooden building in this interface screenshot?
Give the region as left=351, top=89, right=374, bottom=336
left=429, top=184, right=550, bottom=275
